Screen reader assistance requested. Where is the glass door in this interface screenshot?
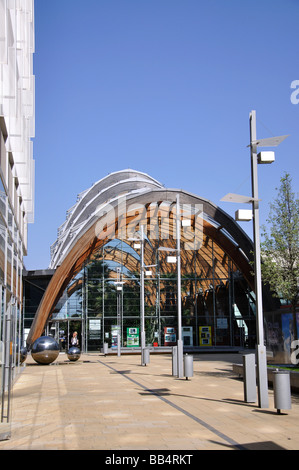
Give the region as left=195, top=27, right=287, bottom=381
left=48, top=320, right=69, bottom=352
left=48, top=319, right=83, bottom=353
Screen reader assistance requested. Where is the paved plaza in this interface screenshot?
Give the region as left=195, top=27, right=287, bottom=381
left=0, top=351, right=299, bottom=451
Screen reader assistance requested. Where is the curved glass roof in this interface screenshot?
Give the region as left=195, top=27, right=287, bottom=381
left=50, top=169, right=164, bottom=268
left=49, top=169, right=252, bottom=269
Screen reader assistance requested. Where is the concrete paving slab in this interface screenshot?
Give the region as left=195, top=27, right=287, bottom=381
left=0, top=352, right=298, bottom=451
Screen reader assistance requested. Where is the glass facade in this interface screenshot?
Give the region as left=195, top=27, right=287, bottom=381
left=0, top=144, right=27, bottom=440
left=0, top=0, right=35, bottom=440
left=47, top=236, right=257, bottom=352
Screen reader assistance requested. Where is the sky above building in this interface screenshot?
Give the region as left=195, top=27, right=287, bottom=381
left=26, top=0, right=299, bottom=270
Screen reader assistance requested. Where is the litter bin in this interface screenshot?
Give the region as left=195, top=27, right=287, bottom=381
left=142, top=347, right=150, bottom=366
left=273, top=369, right=291, bottom=414
left=184, top=354, right=193, bottom=380
left=103, top=343, right=108, bottom=356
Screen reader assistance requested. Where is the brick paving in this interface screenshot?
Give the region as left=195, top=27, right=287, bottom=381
left=0, top=351, right=298, bottom=450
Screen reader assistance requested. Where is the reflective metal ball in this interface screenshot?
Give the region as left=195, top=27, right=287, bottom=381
left=31, top=336, right=59, bottom=365
left=67, top=346, right=81, bottom=362
left=19, top=346, right=28, bottom=364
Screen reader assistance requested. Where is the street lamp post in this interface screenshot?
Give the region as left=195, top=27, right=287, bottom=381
left=129, top=227, right=157, bottom=366
left=140, top=225, right=146, bottom=363
left=158, top=194, right=184, bottom=378
left=176, top=194, right=184, bottom=378
left=250, top=110, right=269, bottom=409
left=249, top=111, right=289, bottom=408
left=115, top=267, right=123, bottom=357
left=222, top=110, right=289, bottom=408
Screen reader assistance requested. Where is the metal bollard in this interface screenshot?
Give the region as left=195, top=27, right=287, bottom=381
left=172, top=346, right=178, bottom=376
left=142, top=347, right=150, bottom=366
left=273, top=369, right=291, bottom=414
left=184, top=354, right=193, bottom=380
left=177, top=339, right=184, bottom=378
left=103, top=343, right=108, bottom=356
left=117, top=334, right=121, bottom=357
left=243, top=354, right=257, bottom=403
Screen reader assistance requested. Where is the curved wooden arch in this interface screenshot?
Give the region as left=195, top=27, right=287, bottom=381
left=27, top=190, right=255, bottom=347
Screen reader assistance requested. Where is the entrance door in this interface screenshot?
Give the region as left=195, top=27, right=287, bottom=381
left=48, top=319, right=82, bottom=352
left=68, top=320, right=82, bottom=351
left=49, top=320, right=67, bottom=351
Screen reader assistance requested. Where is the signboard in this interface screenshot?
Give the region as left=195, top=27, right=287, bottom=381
left=127, top=327, right=140, bottom=347
left=182, top=326, right=193, bottom=346
left=89, top=319, right=101, bottom=339
left=199, top=326, right=212, bottom=346
left=111, top=325, right=120, bottom=348
left=164, top=327, right=177, bottom=346
left=217, top=318, right=228, bottom=329
left=89, top=319, right=101, bottom=330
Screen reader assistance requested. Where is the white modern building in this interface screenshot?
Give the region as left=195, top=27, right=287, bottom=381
left=0, top=0, right=35, bottom=440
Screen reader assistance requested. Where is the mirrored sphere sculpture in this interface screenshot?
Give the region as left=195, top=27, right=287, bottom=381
left=67, top=346, right=81, bottom=362
left=31, top=336, right=59, bottom=365
left=19, top=346, right=28, bottom=364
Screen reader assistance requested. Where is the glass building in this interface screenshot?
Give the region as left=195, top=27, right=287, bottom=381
left=26, top=170, right=277, bottom=354
left=45, top=238, right=256, bottom=352
left=0, top=0, right=35, bottom=440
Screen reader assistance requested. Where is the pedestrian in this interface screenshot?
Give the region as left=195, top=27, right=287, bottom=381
left=71, top=331, right=79, bottom=347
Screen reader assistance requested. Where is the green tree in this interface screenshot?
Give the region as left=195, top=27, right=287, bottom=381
left=261, top=173, right=299, bottom=320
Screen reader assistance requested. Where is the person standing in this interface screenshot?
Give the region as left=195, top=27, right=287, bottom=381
left=71, top=331, right=79, bottom=347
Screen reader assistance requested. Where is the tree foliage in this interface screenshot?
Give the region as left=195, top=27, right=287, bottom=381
left=261, top=173, right=299, bottom=314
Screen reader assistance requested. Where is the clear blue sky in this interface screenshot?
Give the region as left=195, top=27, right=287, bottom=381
left=26, top=0, right=299, bottom=270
